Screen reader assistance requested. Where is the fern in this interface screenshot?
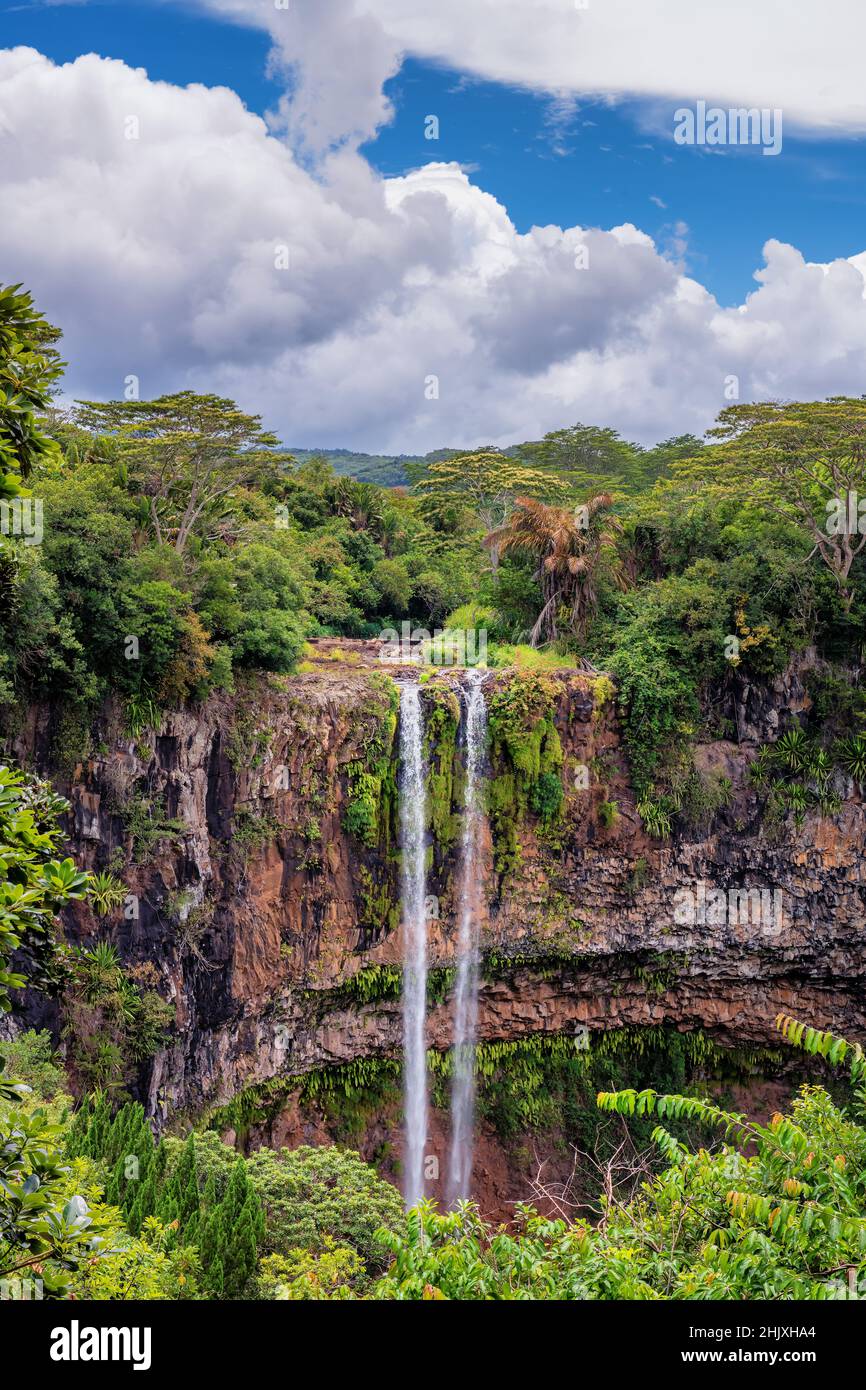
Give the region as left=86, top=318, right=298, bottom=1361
left=596, top=1087, right=750, bottom=1141
left=775, top=1012, right=866, bottom=1082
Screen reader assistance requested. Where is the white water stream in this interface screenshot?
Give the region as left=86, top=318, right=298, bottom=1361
left=447, top=670, right=488, bottom=1203
left=398, top=681, right=429, bottom=1208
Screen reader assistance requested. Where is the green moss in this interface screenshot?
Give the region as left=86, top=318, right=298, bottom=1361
left=355, top=864, right=399, bottom=940
left=530, top=770, right=564, bottom=821
left=422, top=686, right=461, bottom=851
left=591, top=673, right=616, bottom=714
left=343, top=766, right=384, bottom=845
left=488, top=770, right=520, bottom=877
left=343, top=676, right=399, bottom=851
left=486, top=672, right=564, bottom=878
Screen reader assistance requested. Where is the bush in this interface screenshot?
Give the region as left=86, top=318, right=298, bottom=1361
left=530, top=770, right=564, bottom=821
left=0, top=1030, right=65, bottom=1102
left=243, top=1144, right=404, bottom=1270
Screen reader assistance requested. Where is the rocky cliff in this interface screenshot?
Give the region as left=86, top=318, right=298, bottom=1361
left=7, top=642, right=864, bottom=1149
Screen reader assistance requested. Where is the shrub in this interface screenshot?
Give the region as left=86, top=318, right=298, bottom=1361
left=243, top=1144, right=404, bottom=1270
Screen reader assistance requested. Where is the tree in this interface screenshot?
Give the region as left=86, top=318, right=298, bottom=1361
left=0, top=283, right=63, bottom=499
left=0, top=771, right=119, bottom=1300
left=371, top=556, right=412, bottom=614
left=486, top=493, right=626, bottom=645
left=242, top=1144, right=404, bottom=1269
left=677, top=398, right=866, bottom=610
left=196, top=1158, right=262, bottom=1297
left=259, top=1239, right=365, bottom=1299
left=120, top=579, right=216, bottom=703
left=0, top=1103, right=114, bottom=1298
left=519, top=423, right=639, bottom=493
left=413, top=451, right=568, bottom=564
left=67, top=1209, right=201, bottom=1301
left=0, top=765, right=90, bottom=1019
left=74, top=391, right=294, bottom=555
left=521, top=425, right=705, bottom=496
left=219, top=542, right=309, bottom=671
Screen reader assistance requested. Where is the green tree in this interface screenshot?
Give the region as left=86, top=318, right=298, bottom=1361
left=224, top=542, right=309, bottom=671
left=259, top=1239, right=365, bottom=1299
left=486, top=492, right=626, bottom=644
left=371, top=556, right=412, bottom=614
left=243, top=1144, right=404, bottom=1269
left=120, top=578, right=216, bottom=703
left=520, top=422, right=638, bottom=492
left=0, top=766, right=90, bottom=1018
left=0, top=282, right=63, bottom=498
left=414, top=451, right=568, bottom=560
left=678, top=398, right=866, bottom=610
left=0, top=1104, right=112, bottom=1298
left=74, top=391, right=294, bottom=555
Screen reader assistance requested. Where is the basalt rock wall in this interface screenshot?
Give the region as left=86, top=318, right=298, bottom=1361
left=7, top=645, right=866, bottom=1122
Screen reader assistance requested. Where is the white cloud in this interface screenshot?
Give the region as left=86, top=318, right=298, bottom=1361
left=1, top=48, right=865, bottom=453
left=192, top=0, right=866, bottom=149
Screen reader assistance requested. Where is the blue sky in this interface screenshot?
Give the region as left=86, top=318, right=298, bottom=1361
left=1, top=0, right=864, bottom=452
left=3, top=0, right=864, bottom=306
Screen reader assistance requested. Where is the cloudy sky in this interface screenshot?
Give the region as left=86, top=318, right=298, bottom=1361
left=1, top=0, right=865, bottom=452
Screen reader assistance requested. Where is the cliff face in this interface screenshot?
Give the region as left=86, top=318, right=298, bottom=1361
left=9, top=644, right=866, bottom=1131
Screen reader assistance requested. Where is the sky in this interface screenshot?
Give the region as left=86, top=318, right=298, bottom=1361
left=1, top=0, right=865, bottom=452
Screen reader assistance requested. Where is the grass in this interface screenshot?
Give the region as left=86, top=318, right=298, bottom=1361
left=488, top=642, right=582, bottom=671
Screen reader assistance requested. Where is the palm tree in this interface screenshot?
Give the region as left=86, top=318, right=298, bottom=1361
left=485, top=493, right=626, bottom=645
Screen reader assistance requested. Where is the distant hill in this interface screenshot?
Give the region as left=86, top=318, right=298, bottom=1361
left=287, top=446, right=466, bottom=488
left=287, top=448, right=420, bottom=487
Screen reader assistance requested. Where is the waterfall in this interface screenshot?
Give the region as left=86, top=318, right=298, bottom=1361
left=398, top=681, right=429, bottom=1209
left=447, top=669, right=488, bottom=1204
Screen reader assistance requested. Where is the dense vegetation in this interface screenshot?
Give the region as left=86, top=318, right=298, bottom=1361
left=3, top=284, right=864, bottom=841
left=2, top=283, right=866, bottom=1303
left=4, top=1013, right=866, bottom=1300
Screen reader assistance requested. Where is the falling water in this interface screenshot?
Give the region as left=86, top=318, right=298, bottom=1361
left=398, top=681, right=429, bottom=1209
left=448, top=669, right=488, bottom=1204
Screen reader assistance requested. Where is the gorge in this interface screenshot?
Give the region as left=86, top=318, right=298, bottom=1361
left=7, top=641, right=866, bottom=1218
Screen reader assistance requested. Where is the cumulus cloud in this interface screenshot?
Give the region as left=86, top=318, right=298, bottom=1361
left=193, top=0, right=866, bottom=150
left=1, top=48, right=865, bottom=452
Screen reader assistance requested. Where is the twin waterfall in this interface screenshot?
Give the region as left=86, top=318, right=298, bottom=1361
left=398, top=683, right=430, bottom=1210
left=397, top=674, right=488, bottom=1209
left=447, top=672, right=487, bottom=1204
